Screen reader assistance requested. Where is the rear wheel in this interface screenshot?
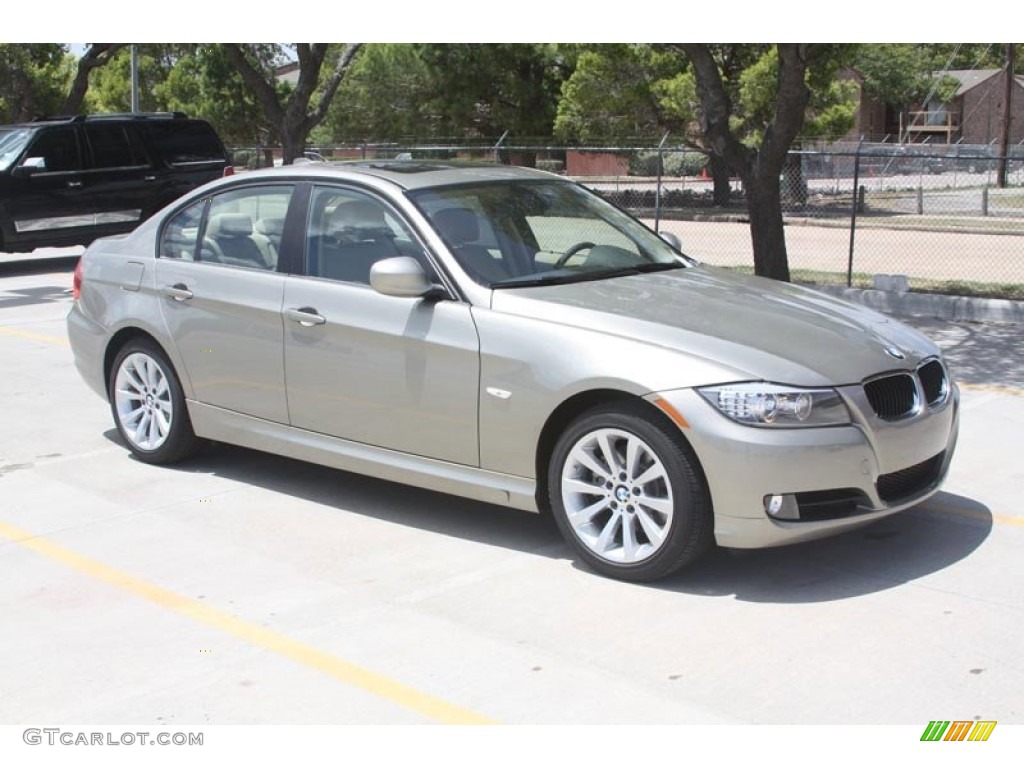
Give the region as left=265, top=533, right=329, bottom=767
left=108, top=339, right=203, bottom=464
left=548, top=403, right=713, bottom=582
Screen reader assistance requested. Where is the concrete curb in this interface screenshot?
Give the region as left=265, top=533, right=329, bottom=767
left=809, top=284, right=1024, bottom=325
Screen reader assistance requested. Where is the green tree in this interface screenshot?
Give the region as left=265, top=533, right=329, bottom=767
left=63, top=44, right=126, bottom=114
left=554, top=45, right=684, bottom=143
left=157, top=46, right=270, bottom=146
left=416, top=44, right=568, bottom=140
left=314, top=43, right=434, bottom=142
left=0, top=44, right=74, bottom=122
left=679, top=43, right=850, bottom=281
left=223, top=43, right=362, bottom=164
left=87, top=45, right=182, bottom=113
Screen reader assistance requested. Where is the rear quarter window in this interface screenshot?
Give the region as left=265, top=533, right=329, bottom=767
left=143, top=122, right=227, bottom=166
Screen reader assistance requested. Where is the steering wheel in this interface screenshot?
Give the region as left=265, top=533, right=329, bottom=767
left=554, top=241, right=596, bottom=268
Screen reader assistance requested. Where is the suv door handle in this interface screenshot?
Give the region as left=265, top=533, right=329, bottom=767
left=285, top=307, right=326, bottom=327
left=144, top=175, right=157, bottom=181
left=66, top=180, right=83, bottom=189
left=162, top=283, right=194, bottom=302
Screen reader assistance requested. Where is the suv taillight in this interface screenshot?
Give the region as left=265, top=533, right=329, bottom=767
left=223, top=166, right=235, bottom=177
left=73, top=258, right=83, bottom=300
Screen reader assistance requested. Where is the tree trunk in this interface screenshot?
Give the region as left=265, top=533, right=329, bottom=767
left=745, top=171, right=791, bottom=281
left=281, top=132, right=304, bottom=165
left=710, top=154, right=731, bottom=206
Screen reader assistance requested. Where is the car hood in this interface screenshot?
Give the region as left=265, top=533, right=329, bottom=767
left=488, top=266, right=940, bottom=387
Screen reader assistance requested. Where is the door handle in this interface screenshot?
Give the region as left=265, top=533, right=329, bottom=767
left=66, top=180, right=83, bottom=188
left=285, top=307, right=326, bottom=327
left=144, top=175, right=157, bottom=181
left=162, top=283, right=194, bottom=302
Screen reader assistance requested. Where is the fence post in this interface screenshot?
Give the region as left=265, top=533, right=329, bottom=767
left=847, top=140, right=863, bottom=288
left=655, top=131, right=669, bottom=232
left=982, top=186, right=989, bottom=216
left=493, top=130, right=509, bottom=165
left=917, top=185, right=923, bottom=215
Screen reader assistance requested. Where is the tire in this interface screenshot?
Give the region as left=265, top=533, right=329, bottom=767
left=108, top=338, right=203, bottom=464
left=548, top=402, right=713, bottom=582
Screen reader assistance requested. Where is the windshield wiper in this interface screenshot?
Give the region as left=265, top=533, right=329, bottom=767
left=491, top=261, right=685, bottom=289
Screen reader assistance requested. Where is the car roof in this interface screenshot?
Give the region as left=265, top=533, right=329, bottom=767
left=233, top=160, right=561, bottom=191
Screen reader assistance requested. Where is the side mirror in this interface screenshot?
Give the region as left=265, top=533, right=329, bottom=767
left=13, top=157, right=46, bottom=177
left=659, top=231, right=682, bottom=251
left=370, top=256, right=444, bottom=300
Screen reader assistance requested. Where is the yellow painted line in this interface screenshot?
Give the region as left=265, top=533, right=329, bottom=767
left=959, top=382, right=1024, bottom=397
left=0, top=519, right=496, bottom=725
left=0, top=326, right=69, bottom=346
left=924, top=500, right=1024, bottom=529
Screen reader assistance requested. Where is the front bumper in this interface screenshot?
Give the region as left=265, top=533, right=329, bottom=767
left=649, top=381, right=960, bottom=549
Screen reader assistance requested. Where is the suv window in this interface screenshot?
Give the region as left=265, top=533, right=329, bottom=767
left=142, top=122, right=226, bottom=166
left=84, top=124, right=149, bottom=169
left=22, top=127, right=82, bottom=173
left=0, top=128, right=33, bottom=172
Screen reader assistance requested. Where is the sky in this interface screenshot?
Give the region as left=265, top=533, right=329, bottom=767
left=7, top=4, right=990, bottom=46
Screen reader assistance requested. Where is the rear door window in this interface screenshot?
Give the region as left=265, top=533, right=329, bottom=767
left=84, top=124, right=150, bottom=169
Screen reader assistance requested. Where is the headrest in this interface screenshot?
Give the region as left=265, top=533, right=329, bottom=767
left=433, top=208, right=479, bottom=245
left=328, top=200, right=388, bottom=235
left=207, top=213, right=253, bottom=238
left=255, top=217, right=285, bottom=237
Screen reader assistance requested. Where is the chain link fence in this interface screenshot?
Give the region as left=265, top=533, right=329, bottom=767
left=229, top=141, right=1024, bottom=299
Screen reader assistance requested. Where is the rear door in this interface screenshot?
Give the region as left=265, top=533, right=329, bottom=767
left=155, top=183, right=298, bottom=422
left=282, top=184, right=480, bottom=465
left=81, top=122, right=159, bottom=233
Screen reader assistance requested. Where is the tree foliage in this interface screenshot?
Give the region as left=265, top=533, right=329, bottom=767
left=554, top=45, right=685, bottom=142
left=0, top=44, right=74, bottom=122
left=223, top=43, right=361, bottom=163
left=314, top=44, right=433, bottom=142
left=679, top=43, right=850, bottom=281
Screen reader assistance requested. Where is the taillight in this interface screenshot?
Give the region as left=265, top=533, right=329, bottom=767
left=73, top=258, right=83, bottom=300
left=223, top=165, right=235, bottom=177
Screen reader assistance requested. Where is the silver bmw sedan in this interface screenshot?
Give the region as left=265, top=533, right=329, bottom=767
left=67, top=161, right=959, bottom=581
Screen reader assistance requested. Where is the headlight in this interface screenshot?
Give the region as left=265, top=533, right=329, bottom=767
left=697, top=383, right=850, bottom=428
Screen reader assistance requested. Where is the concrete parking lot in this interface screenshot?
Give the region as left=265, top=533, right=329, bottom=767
left=1, top=263, right=1022, bottom=725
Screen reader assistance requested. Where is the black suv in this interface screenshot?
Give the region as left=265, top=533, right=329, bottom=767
left=0, top=113, right=231, bottom=253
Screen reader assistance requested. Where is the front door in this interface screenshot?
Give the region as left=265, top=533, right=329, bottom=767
left=283, top=185, right=480, bottom=466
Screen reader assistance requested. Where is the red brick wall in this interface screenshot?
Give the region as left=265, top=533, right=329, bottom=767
left=566, top=151, right=629, bottom=176
left=960, top=74, right=1024, bottom=145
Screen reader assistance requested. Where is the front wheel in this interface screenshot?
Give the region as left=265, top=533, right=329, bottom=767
left=108, top=339, right=203, bottom=464
left=548, top=403, right=713, bottom=582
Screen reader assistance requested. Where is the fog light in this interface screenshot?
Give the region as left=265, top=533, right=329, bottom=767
left=764, top=494, right=800, bottom=520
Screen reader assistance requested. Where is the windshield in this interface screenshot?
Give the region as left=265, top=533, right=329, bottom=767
left=409, top=180, right=691, bottom=288
left=0, top=128, right=32, bottom=172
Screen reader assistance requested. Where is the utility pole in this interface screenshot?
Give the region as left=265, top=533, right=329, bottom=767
left=996, top=43, right=1014, bottom=188
left=130, top=44, right=139, bottom=114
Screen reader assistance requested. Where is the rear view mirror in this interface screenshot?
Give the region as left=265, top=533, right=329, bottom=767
left=13, top=157, right=46, bottom=177
left=659, top=231, right=682, bottom=251
left=370, top=257, right=444, bottom=300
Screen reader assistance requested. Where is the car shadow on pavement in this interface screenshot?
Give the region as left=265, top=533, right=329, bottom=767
left=108, top=433, right=992, bottom=603
left=108, top=433, right=565, bottom=554
left=654, top=491, right=993, bottom=602
left=912, top=318, right=1024, bottom=389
